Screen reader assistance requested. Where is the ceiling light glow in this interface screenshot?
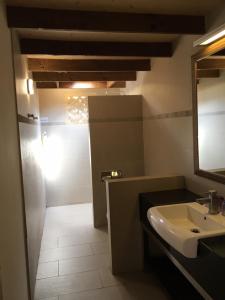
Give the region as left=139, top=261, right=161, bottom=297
left=194, top=23, right=225, bottom=47
left=72, top=82, right=94, bottom=89
left=200, top=29, right=225, bottom=45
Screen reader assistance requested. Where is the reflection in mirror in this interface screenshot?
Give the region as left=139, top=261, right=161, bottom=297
left=197, top=56, right=225, bottom=176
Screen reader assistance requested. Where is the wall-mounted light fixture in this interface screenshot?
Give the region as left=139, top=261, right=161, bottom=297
left=27, top=78, right=34, bottom=95
left=194, top=23, right=225, bottom=47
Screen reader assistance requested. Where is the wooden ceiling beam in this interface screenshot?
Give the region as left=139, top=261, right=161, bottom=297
left=197, top=59, right=225, bottom=70
left=32, top=71, right=136, bottom=82
left=36, top=82, right=57, bottom=88
left=20, top=39, right=173, bottom=57
left=196, top=69, right=220, bottom=78
left=7, top=6, right=205, bottom=34
left=212, top=49, right=225, bottom=56
left=28, top=58, right=151, bottom=72
left=36, top=81, right=126, bottom=89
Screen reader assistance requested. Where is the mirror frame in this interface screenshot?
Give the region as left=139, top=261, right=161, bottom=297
left=192, top=36, right=225, bottom=184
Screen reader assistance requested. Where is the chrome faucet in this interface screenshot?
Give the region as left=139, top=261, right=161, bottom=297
left=196, top=190, right=222, bottom=215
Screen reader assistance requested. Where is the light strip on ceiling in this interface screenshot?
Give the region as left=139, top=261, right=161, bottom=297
left=193, top=24, right=225, bottom=47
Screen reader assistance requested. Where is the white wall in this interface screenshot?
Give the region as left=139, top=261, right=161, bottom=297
left=131, top=3, right=225, bottom=197
left=38, top=89, right=93, bottom=206
left=88, top=95, right=145, bottom=227
left=0, top=2, right=29, bottom=300
left=106, top=175, right=184, bottom=274
left=12, top=31, right=46, bottom=296
left=140, top=35, right=195, bottom=177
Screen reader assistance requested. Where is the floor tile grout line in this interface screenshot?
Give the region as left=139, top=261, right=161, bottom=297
left=38, top=283, right=122, bottom=300
left=57, top=240, right=108, bottom=248
left=36, top=260, right=59, bottom=281
left=98, top=268, right=104, bottom=287
left=58, top=253, right=109, bottom=263
left=39, top=244, right=109, bottom=261
left=41, top=238, right=108, bottom=250
left=38, top=259, right=59, bottom=264
left=89, top=242, right=94, bottom=255
left=36, top=274, right=60, bottom=281
left=40, top=241, right=104, bottom=251
left=37, top=267, right=110, bottom=282
left=51, top=284, right=109, bottom=299
left=36, top=255, right=109, bottom=282
left=55, top=278, right=123, bottom=300
left=58, top=266, right=110, bottom=278
left=38, top=251, right=105, bottom=264
left=56, top=230, right=108, bottom=240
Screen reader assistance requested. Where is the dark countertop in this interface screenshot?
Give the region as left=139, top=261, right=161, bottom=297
left=139, top=188, right=198, bottom=226
left=200, top=235, right=225, bottom=258
left=140, top=188, right=198, bottom=206
left=139, top=188, right=225, bottom=300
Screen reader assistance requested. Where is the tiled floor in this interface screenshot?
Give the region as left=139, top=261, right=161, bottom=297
left=35, top=203, right=171, bottom=300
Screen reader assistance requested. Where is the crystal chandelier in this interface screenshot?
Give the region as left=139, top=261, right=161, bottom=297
left=66, top=96, right=88, bottom=124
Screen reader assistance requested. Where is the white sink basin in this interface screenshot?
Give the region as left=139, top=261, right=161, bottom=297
left=148, top=202, right=225, bottom=258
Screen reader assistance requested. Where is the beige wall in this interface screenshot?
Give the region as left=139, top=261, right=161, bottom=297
left=206, top=3, right=225, bottom=30
left=38, top=89, right=93, bottom=206
left=132, top=4, right=225, bottom=198
left=89, top=95, right=145, bottom=227
left=12, top=31, right=46, bottom=297
left=140, top=34, right=225, bottom=196
left=18, top=123, right=46, bottom=294
left=13, top=41, right=39, bottom=119
left=0, top=270, right=2, bottom=300
left=0, top=3, right=29, bottom=300
left=106, top=175, right=185, bottom=274
left=38, top=87, right=126, bottom=104
left=141, top=35, right=196, bottom=178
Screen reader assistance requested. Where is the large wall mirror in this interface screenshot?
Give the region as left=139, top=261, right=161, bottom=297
left=192, top=37, right=225, bottom=184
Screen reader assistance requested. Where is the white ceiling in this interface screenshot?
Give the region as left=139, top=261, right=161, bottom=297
left=5, top=0, right=224, bottom=15
left=18, top=29, right=179, bottom=43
